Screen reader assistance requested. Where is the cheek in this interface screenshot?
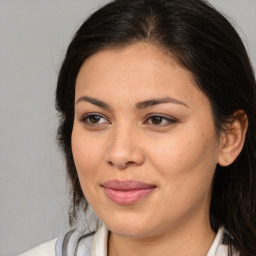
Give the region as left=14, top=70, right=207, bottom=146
left=71, top=129, right=105, bottom=183
left=71, top=129, right=107, bottom=209
left=72, top=141, right=98, bottom=172
left=148, top=125, right=218, bottom=194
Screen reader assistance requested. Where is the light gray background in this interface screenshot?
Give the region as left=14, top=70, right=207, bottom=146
left=0, top=1, right=255, bottom=255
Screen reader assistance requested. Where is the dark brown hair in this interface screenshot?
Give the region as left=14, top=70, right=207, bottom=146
left=56, top=0, right=256, bottom=255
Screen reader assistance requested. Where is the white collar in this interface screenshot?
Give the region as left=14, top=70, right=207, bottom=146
left=90, top=224, right=109, bottom=256
left=207, top=226, right=228, bottom=256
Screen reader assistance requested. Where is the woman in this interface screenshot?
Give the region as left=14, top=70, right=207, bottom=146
left=20, top=0, right=256, bottom=255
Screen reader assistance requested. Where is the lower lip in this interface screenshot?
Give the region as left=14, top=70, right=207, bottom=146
left=103, top=187, right=155, bottom=205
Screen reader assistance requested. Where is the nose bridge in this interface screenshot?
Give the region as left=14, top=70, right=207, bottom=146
left=106, top=122, right=144, bottom=168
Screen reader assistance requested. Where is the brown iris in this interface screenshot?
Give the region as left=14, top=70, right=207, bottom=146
left=89, top=115, right=101, bottom=123
left=151, top=116, right=163, bottom=125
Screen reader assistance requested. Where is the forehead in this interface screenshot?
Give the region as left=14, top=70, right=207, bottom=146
left=75, top=42, right=207, bottom=110
left=78, top=42, right=183, bottom=78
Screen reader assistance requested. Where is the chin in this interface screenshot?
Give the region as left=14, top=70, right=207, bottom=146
left=108, top=223, right=150, bottom=238
left=101, top=212, right=158, bottom=238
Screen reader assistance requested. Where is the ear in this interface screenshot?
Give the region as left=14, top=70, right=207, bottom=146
left=218, top=110, right=248, bottom=167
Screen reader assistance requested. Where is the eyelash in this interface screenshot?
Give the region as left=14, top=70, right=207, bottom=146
left=144, top=114, right=177, bottom=126
left=79, top=113, right=177, bottom=127
left=80, top=113, right=110, bottom=126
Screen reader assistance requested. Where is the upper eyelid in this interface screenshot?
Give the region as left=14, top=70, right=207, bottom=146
left=80, top=112, right=106, bottom=118
left=145, top=113, right=177, bottom=120
left=146, top=113, right=173, bottom=118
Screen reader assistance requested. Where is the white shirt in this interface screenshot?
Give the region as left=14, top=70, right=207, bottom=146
left=19, top=225, right=230, bottom=256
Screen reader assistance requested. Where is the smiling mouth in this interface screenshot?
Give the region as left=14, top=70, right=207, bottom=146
left=102, top=179, right=156, bottom=205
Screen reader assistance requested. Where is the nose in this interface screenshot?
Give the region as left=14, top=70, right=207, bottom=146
left=105, top=126, right=145, bottom=169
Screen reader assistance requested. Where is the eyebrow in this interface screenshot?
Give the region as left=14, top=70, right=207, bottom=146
left=135, top=97, right=189, bottom=109
left=76, top=96, right=188, bottom=109
left=76, top=96, right=111, bottom=109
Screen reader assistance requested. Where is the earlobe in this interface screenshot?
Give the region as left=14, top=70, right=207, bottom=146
left=218, top=110, right=248, bottom=167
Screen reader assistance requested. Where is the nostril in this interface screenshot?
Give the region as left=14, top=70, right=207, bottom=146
left=105, top=144, right=145, bottom=169
left=107, top=161, right=114, bottom=166
left=107, top=160, right=136, bottom=169
left=126, top=161, right=135, bottom=166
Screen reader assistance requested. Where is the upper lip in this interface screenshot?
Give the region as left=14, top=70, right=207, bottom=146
left=102, top=179, right=156, bottom=191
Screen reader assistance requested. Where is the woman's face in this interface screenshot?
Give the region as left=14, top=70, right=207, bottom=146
left=72, top=42, right=221, bottom=238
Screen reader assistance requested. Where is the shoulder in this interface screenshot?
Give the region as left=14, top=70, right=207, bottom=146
left=18, top=238, right=57, bottom=256
left=18, top=227, right=96, bottom=256
left=17, top=225, right=102, bottom=256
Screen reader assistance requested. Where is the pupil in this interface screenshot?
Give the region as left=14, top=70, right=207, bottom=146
left=89, top=115, right=100, bottom=123
left=151, top=116, right=162, bottom=124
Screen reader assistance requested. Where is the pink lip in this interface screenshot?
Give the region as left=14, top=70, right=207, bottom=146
left=102, top=180, right=156, bottom=205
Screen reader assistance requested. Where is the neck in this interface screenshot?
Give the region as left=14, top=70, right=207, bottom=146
left=108, top=217, right=216, bottom=256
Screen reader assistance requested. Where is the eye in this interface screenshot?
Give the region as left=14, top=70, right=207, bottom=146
left=80, top=113, right=109, bottom=126
left=145, top=114, right=177, bottom=126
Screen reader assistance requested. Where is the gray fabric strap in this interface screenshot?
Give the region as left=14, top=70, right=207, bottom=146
left=55, top=229, right=95, bottom=256
left=56, top=233, right=65, bottom=256
left=62, top=229, right=76, bottom=256
left=74, top=231, right=95, bottom=256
